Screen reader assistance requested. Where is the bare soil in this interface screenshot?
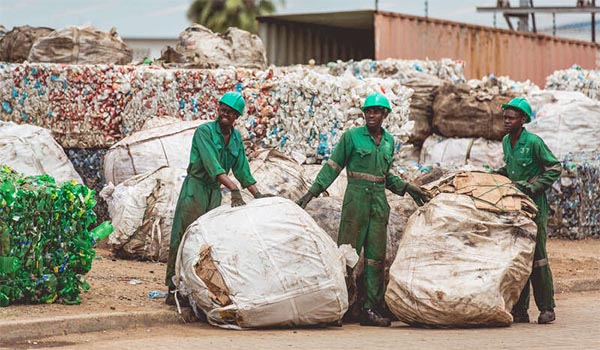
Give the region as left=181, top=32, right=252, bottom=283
left=0, top=239, right=598, bottom=322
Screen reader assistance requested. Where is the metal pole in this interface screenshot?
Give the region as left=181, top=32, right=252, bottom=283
left=518, top=0, right=529, bottom=31
left=375, top=0, right=379, bottom=11
left=425, top=0, right=428, bottom=18
left=552, top=12, right=556, bottom=36
left=493, top=12, right=497, bottom=28
left=593, top=0, right=596, bottom=43
left=530, top=0, right=537, bottom=33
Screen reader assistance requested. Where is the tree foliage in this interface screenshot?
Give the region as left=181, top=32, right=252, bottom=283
left=187, top=0, right=281, bottom=34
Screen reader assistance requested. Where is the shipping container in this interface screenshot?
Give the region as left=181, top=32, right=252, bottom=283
left=258, top=10, right=600, bottom=86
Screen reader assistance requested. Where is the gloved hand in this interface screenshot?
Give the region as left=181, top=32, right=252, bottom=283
left=254, top=192, right=275, bottom=199
left=230, top=189, right=246, bottom=207
left=296, top=192, right=315, bottom=209
left=515, top=181, right=540, bottom=197
left=406, top=183, right=430, bottom=207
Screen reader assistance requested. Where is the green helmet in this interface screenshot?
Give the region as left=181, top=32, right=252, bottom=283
left=219, top=92, right=245, bottom=115
left=502, top=97, right=532, bottom=123
left=361, top=93, right=392, bottom=112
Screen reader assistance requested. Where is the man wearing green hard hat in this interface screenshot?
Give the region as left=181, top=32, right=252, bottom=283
left=296, top=92, right=430, bottom=327
left=165, top=91, right=273, bottom=306
left=494, top=96, right=561, bottom=324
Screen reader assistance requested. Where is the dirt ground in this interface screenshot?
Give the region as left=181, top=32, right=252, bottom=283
left=0, top=239, right=598, bottom=322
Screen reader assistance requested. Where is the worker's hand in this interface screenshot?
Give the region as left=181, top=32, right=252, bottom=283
left=295, top=192, right=315, bottom=209
left=230, top=189, right=246, bottom=207
left=406, top=183, right=430, bottom=207
left=254, top=191, right=275, bottom=199
left=515, top=181, right=540, bottom=197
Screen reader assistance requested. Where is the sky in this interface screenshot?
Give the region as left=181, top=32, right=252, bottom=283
left=0, top=0, right=594, bottom=39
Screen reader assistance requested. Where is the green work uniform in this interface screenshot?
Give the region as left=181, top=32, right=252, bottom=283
left=496, top=128, right=561, bottom=312
left=165, top=120, right=256, bottom=288
left=309, top=126, right=408, bottom=310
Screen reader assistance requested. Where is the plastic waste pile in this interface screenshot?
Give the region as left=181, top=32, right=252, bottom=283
left=65, top=148, right=109, bottom=223
left=545, top=65, right=600, bottom=100
left=0, top=166, right=98, bottom=306
left=176, top=197, right=349, bottom=329
left=327, top=58, right=467, bottom=83
left=468, top=74, right=540, bottom=95
left=385, top=172, right=538, bottom=327
left=547, top=153, right=600, bottom=239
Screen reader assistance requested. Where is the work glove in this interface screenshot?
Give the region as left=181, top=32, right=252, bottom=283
left=230, top=189, right=246, bottom=207
left=296, top=192, right=315, bottom=209
left=515, top=181, right=541, bottom=197
left=254, top=192, right=275, bottom=199
left=406, top=183, right=430, bottom=207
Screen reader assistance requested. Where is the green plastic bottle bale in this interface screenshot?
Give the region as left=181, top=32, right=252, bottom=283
left=0, top=165, right=98, bottom=306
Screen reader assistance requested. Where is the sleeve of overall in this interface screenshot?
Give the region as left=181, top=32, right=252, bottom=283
left=385, top=145, right=408, bottom=196
left=231, top=143, right=257, bottom=188
left=308, top=132, right=351, bottom=196
left=194, top=127, right=226, bottom=178
left=532, top=138, right=561, bottom=192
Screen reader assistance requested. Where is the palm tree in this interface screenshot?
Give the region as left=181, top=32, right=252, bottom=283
left=187, top=0, right=281, bottom=34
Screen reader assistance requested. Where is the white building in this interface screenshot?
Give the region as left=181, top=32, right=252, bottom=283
left=123, top=37, right=178, bottom=62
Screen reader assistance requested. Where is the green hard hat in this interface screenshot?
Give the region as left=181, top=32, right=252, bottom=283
left=361, top=93, right=392, bottom=112
left=219, top=92, right=245, bottom=115
left=502, top=97, right=532, bottom=123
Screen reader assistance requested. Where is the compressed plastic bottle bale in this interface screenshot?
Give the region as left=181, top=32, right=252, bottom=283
left=420, top=134, right=503, bottom=170
left=28, top=25, right=132, bottom=65
left=176, top=197, right=348, bottom=329
left=545, top=65, right=600, bottom=100
left=103, top=120, right=206, bottom=185
left=0, top=166, right=97, bottom=306
left=385, top=173, right=538, bottom=327
left=0, top=25, right=53, bottom=63
left=0, top=121, right=83, bottom=184
left=101, top=167, right=187, bottom=262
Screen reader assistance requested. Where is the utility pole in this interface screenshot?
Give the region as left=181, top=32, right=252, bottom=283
left=518, top=0, right=530, bottom=31
left=425, top=0, right=429, bottom=18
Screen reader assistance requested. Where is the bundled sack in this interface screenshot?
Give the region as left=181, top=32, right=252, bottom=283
left=526, top=90, right=600, bottom=160
left=0, top=121, right=83, bottom=184
left=28, top=26, right=132, bottom=65
left=420, top=134, right=503, bottom=170
left=302, top=165, right=347, bottom=198
left=0, top=25, right=53, bottom=63
left=433, top=83, right=516, bottom=141
left=100, top=167, right=186, bottom=262
left=385, top=172, right=538, bottom=327
left=404, top=73, right=443, bottom=145
left=176, top=197, right=349, bottom=329
left=174, top=24, right=267, bottom=69
left=104, top=120, right=205, bottom=185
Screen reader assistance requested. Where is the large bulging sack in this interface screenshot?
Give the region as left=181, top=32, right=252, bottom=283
left=526, top=90, right=600, bottom=160
left=302, top=164, right=348, bottom=199
left=100, top=167, right=186, bottom=262
left=0, top=121, right=82, bottom=183
left=174, top=25, right=267, bottom=69
left=28, top=26, right=132, bottom=65
left=0, top=25, right=53, bottom=63
left=385, top=172, right=538, bottom=327
left=176, top=197, right=348, bottom=329
left=420, top=134, right=504, bottom=169
left=103, top=120, right=205, bottom=185
left=432, top=83, right=515, bottom=141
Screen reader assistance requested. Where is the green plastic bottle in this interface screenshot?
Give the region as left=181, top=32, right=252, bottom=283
left=90, top=221, right=114, bottom=243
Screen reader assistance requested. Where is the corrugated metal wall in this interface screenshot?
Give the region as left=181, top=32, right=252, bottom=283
left=374, top=11, right=600, bottom=86
left=258, top=19, right=373, bottom=66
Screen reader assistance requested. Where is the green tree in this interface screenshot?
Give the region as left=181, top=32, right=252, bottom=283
left=187, top=0, right=281, bottom=34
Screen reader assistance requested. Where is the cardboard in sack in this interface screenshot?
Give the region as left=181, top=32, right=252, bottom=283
left=0, top=25, right=53, bottom=63
left=432, top=83, right=515, bottom=141
left=103, top=120, right=205, bottom=185
left=0, top=121, right=82, bottom=184
left=28, top=25, right=132, bottom=65
left=385, top=172, right=538, bottom=327
left=100, top=167, right=186, bottom=262
left=175, top=197, right=349, bottom=329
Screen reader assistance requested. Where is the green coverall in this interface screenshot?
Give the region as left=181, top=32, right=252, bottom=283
left=165, top=120, right=256, bottom=288
left=309, top=126, right=408, bottom=310
left=496, top=128, right=561, bottom=312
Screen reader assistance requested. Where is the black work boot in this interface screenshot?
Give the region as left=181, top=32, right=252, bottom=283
left=511, top=309, right=530, bottom=323
left=538, top=309, right=555, bottom=324
left=360, top=308, right=391, bottom=327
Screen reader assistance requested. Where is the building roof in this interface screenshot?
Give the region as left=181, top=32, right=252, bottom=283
left=257, top=10, right=374, bottom=30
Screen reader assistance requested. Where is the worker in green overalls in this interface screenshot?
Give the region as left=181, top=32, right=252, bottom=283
left=495, top=97, right=561, bottom=324
left=296, top=93, right=430, bottom=327
left=165, top=92, right=273, bottom=306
